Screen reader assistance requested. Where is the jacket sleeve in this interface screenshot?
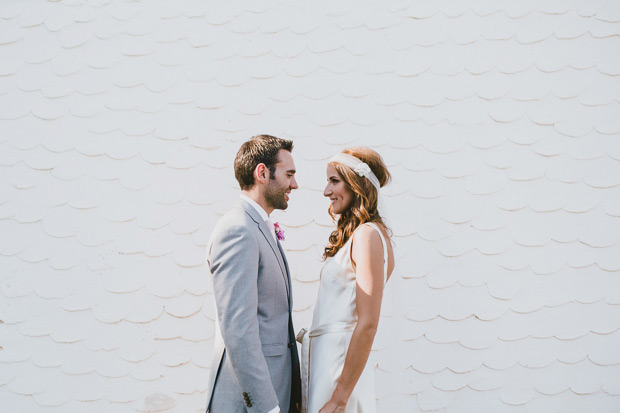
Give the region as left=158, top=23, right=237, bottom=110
left=208, top=223, right=279, bottom=412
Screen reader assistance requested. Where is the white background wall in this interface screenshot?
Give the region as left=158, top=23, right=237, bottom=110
left=1, top=0, right=620, bottom=411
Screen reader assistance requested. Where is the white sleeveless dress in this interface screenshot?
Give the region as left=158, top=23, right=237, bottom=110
left=301, top=223, right=389, bottom=413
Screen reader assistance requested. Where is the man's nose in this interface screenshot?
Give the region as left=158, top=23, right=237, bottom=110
left=290, top=176, right=298, bottom=189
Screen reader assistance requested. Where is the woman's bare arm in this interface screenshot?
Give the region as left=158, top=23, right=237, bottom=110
left=319, top=225, right=385, bottom=412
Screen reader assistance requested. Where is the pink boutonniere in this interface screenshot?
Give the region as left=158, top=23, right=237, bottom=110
left=274, top=222, right=285, bottom=241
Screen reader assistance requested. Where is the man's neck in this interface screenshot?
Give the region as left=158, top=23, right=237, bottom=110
left=241, top=190, right=273, bottom=215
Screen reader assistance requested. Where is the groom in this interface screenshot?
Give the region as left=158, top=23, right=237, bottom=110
left=206, top=135, right=301, bottom=413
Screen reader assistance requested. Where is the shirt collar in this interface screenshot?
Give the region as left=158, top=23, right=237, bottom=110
left=240, top=194, right=270, bottom=221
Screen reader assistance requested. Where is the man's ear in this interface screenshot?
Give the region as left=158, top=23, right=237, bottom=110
left=254, top=163, right=269, bottom=184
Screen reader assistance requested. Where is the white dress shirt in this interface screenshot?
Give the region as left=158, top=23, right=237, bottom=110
left=239, top=194, right=280, bottom=413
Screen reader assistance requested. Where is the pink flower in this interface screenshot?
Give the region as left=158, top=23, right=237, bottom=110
left=274, top=222, right=285, bottom=241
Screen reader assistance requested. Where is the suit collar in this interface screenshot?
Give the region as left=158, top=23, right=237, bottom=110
left=238, top=198, right=263, bottom=224
left=240, top=194, right=270, bottom=222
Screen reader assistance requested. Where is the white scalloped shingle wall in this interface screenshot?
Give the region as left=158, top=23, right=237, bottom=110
left=1, top=0, right=620, bottom=411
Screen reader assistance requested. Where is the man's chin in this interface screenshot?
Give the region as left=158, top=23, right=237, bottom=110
left=268, top=199, right=288, bottom=210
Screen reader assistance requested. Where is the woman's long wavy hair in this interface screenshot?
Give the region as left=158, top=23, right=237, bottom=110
left=323, top=147, right=392, bottom=259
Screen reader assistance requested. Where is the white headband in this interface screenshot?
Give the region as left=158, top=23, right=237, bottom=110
left=329, top=153, right=381, bottom=191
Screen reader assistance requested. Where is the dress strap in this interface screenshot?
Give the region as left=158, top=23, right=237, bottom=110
left=364, top=223, right=389, bottom=284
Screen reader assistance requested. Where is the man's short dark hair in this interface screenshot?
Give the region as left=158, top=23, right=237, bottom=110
left=234, top=135, right=294, bottom=190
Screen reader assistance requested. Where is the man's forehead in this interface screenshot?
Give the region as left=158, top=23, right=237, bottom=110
left=276, top=150, right=295, bottom=167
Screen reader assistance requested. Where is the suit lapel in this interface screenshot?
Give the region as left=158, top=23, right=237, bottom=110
left=239, top=200, right=290, bottom=297
left=277, top=239, right=292, bottom=307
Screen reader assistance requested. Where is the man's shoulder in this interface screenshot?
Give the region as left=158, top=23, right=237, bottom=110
left=218, top=203, right=253, bottom=226
left=211, top=204, right=256, bottom=236
left=208, top=207, right=256, bottom=252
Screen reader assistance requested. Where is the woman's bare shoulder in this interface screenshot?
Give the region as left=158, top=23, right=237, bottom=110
left=351, top=223, right=383, bottom=248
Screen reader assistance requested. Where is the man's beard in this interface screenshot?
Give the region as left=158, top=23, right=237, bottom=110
left=265, top=179, right=288, bottom=210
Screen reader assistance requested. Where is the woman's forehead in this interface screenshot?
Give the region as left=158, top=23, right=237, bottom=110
left=326, top=164, right=338, bottom=174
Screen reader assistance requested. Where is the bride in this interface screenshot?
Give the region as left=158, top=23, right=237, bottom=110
left=299, top=147, right=394, bottom=413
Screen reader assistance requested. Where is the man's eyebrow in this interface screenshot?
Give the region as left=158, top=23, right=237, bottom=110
left=286, top=169, right=296, bottom=173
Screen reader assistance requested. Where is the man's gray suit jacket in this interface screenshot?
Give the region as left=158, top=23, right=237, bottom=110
left=206, top=199, right=300, bottom=412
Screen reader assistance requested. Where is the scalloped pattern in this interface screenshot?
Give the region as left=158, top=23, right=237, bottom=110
left=1, top=1, right=620, bottom=412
